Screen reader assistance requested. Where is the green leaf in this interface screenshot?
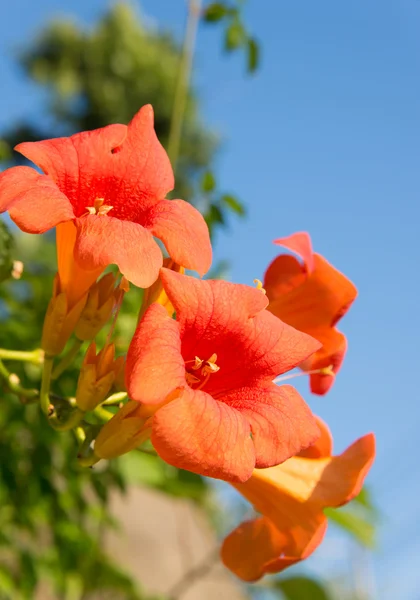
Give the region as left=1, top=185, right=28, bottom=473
left=325, top=507, right=376, bottom=548
left=224, top=20, right=246, bottom=51
left=206, top=203, right=225, bottom=229
left=275, top=576, right=332, bottom=600
left=247, top=37, right=259, bottom=72
left=201, top=170, right=216, bottom=192
left=203, top=2, right=228, bottom=22
left=0, top=220, right=14, bottom=283
left=354, top=486, right=378, bottom=516
left=221, top=193, right=246, bottom=216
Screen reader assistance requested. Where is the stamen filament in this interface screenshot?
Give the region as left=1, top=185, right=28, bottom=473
left=274, top=365, right=335, bottom=384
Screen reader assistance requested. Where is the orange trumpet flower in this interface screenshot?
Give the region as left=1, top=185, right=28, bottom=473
left=221, top=418, right=375, bottom=581
left=0, top=105, right=212, bottom=308
left=264, top=232, right=357, bottom=394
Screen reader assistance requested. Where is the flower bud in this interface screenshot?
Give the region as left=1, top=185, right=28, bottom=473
left=139, top=259, right=184, bottom=321
left=113, top=355, right=126, bottom=392
left=94, top=400, right=151, bottom=459
left=75, top=272, right=119, bottom=341
left=41, top=274, right=87, bottom=356
left=75, top=342, right=121, bottom=412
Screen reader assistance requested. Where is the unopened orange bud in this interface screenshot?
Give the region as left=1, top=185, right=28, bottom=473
left=139, top=259, right=184, bottom=321
left=41, top=274, right=87, bottom=356
left=75, top=272, right=119, bottom=341
left=75, top=342, right=121, bottom=412
left=94, top=400, right=152, bottom=459
left=113, top=355, right=126, bottom=392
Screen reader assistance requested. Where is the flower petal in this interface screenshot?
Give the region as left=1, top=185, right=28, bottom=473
left=74, top=215, right=163, bottom=288
left=151, top=387, right=256, bottom=482
left=160, top=270, right=320, bottom=393
left=274, top=231, right=314, bottom=273
left=146, top=199, right=212, bottom=276
left=221, top=515, right=327, bottom=582
left=16, top=124, right=126, bottom=216
left=298, top=416, right=333, bottom=459
left=242, top=433, right=376, bottom=513
left=0, top=166, right=74, bottom=233
left=126, top=303, right=185, bottom=404
left=267, top=253, right=357, bottom=330
left=16, top=105, right=174, bottom=219
left=264, top=254, right=306, bottom=298
left=301, top=327, right=347, bottom=395
left=224, top=384, right=320, bottom=468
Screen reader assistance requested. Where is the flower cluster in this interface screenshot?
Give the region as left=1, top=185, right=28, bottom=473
left=0, top=106, right=375, bottom=581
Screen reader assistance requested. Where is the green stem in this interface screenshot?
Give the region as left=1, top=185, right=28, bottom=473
left=0, top=348, right=44, bottom=364
left=77, top=453, right=100, bottom=468
left=92, top=405, right=115, bottom=423
left=167, top=0, right=202, bottom=168
left=40, top=356, right=54, bottom=416
left=51, top=339, right=83, bottom=380
left=101, top=391, right=127, bottom=406
left=0, top=359, right=39, bottom=401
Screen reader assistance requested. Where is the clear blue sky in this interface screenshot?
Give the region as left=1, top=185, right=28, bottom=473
left=1, top=1, right=419, bottom=597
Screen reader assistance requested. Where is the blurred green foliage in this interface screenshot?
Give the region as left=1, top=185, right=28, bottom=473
left=203, top=1, right=260, bottom=72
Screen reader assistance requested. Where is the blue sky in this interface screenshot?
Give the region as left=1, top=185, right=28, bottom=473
left=1, top=1, right=419, bottom=597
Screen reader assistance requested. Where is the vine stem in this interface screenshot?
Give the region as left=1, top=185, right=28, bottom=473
left=0, top=348, right=44, bottom=364
left=51, top=339, right=83, bottom=380
left=167, top=0, right=202, bottom=169
left=40, top=356, right=54, bottom=416
left=0, top=359, right=38, bottom=401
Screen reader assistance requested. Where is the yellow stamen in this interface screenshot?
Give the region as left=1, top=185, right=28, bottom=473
left=253, top=279, right=266, bottom=294
left=185, top=353, right=220, bottom=390
left=86, top=197, right=113, bottom=216
left=274, top=365, right=335, bottom=384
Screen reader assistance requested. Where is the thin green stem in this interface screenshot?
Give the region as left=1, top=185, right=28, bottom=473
left=167, top=0, right=202, bottom=168
left=0, top=348, right=44, bottom=364
left=93, top=405, right=115, bottom=423
left=101, top=391, right=127, bottom=406
left=73, top=426, right=86, bottom=446
left=0, top=359, right=38, bottom=401
left=51, top=339, right=83, bottom=380
left=40, top=356, right=54, bottom=416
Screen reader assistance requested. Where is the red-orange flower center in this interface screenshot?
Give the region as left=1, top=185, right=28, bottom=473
left=185, top=353, right=220, bottom=391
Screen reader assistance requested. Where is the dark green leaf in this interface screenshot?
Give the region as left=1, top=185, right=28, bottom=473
left=201, top=170, right=216, bottom=192
left=221, top=194, right=246, bottom=216
left=276, top=576, right=332, bottom=600
left=325, top=507, right=376, bottom=548
left=247, top=37, right=260, bottom=72
left=203, top=2, right=228, bottom=22
left=0, top=220, right=14, bottom=282
left=224, top=20, right=246, bottom=51
left=206, top=203, right=225, bottom=228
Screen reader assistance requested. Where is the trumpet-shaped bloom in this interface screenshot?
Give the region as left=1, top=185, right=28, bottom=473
left=0, top=105, right=212, bottom=301
left=125, top=268, right=322, bottom=483
left=264, top=232, right=357, bottom=394
left=221, top=418, right=375, bottom=581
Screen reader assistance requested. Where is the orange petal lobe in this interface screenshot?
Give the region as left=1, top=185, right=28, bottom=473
left=126, top=303, right=185, bottom=404
left=221, top=516, right=328, bottom=582
left=274, top=231, right=314, bottom=273
left=298, top=416, right=333, bottom=458
left=0, top=166, right=74, bottom=233
left=151, top=387, right=256, bottom=483
left=223, top=384, right=320, bottom=468
left=74, top=215, right=163, bottom=288
left=146, top=199, right=212, bottom=276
